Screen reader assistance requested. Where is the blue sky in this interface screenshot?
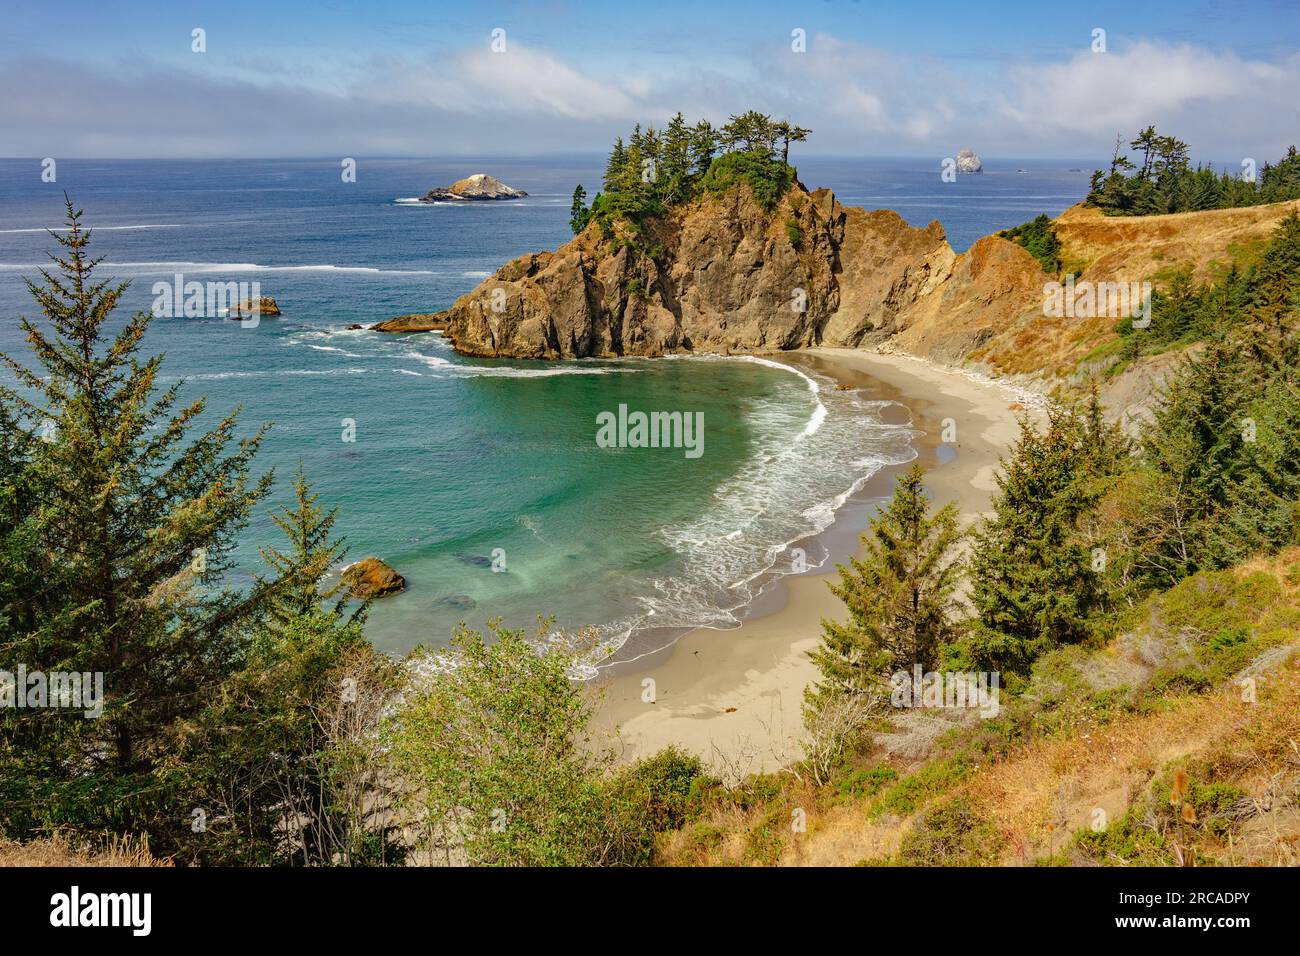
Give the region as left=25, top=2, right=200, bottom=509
left=2, top=0, right=1297, bottom=159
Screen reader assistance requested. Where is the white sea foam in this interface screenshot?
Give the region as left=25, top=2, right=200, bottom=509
left=661, top=352, right=829, bottom=439
left=302, top=344, right=366, bottom=358
left=0, top=260, right=438, bottom=276
left=401, top=350, right=639, bottom=378
left=0, top=224, right=185, bottom=234
left=591, top=362, right=919, bottom=668
left=159, top=367, right=371, bottom=382
left=731, top=354, right=828, bottom=437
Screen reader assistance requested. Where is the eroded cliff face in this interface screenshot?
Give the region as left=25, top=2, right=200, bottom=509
left=374, top=183, right=1300, bottom=387
left=374, top=182, right=970, bottom=359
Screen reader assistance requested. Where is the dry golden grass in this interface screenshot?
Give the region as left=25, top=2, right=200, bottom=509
left=931, top=199, right=1300, bottom=378
left=0, top=833, right=169, bottom=867
left=659, top=552, right=1300, bottom=867
left=965, top=671, right=1298, bottom=863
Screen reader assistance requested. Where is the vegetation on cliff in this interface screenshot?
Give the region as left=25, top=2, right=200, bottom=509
left=1131, top=210, right=1298, bottom=354
left=569, top=110, right=811, bottom=237
left=997, top=213, right=1062, bottom=274
left=1086, top=126, right=1300, bottom=216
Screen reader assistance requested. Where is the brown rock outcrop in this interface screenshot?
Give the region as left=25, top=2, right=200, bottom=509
left=372, top=312, right=446, bottom=332
left=414, top=182, right=960, bottom=360
left=374, top=180, right=1300, bottom=388
left=342, top=557, right=405, bottom=599
left=228, top=296, right=281, bottom=318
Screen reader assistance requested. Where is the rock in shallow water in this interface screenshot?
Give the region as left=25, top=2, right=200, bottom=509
left=227, top=296, right=281, bottom=318
left=342, top=557, right=406, bottom=598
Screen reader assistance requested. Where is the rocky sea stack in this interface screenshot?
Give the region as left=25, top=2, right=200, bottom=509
left=955, top=149, right=982, bottom=173
left=375, top=176, right=1026, bottom=365
left=420, top=173, right=527, bottom=202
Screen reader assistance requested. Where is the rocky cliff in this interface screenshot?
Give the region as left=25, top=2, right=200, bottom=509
left=375, top=179, right=1300, bottom=390
left=376, top=182, right=964, bottom=357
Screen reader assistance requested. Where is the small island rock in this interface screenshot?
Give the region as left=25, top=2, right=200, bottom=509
left=227, top=296, right=281, bottom=319
left=420, top=173, right=527, bottom=202
left=955, top=149, right=983, bottom=174
left=343, top=557, right=406, bottom=598
left=372, top=312, right=447, bottom=332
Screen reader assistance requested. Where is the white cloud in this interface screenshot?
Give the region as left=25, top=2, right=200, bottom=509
left=361, top=47, right=642, bottom=119
left=0, top=37, right=1294, bottom=160
left=1000, top=42, right=1296, bottom=136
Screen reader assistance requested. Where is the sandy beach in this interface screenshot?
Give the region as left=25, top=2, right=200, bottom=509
left=591, top=347, right=1042, bottom=772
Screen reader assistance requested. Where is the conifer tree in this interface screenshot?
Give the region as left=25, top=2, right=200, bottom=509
left=568, top=184, right=590, bottom=235
left=0, top=200, right=272, bottom=825
left=258, top=465, right=359, bottom=635
left=183, top=474, right=391, bottom=866
left=689, top=120, right=717, bottom=177
left=807, top=465, right=962, bottom=716
left=960, top=399, right=1129, bottom=674
left=661, top=112, right=694, bottom=203
left=603, top=137, right=627, bottom=194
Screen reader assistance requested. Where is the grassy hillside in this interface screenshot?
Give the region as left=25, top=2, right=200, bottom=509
left=653, top=552, right=1300, bottom=866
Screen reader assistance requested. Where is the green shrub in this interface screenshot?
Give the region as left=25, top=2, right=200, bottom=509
left=896, top=796, right=1000, bottom=866
left=785, top=218, right=802, bottom=249
left=615, top=747, right=707, bottom=831
left=700, top=152, right=794, bottom=211
left=998, top=214, right=1062, bottom=273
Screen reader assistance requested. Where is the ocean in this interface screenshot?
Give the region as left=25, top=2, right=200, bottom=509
left=0, top=156, right=1093, bottom=661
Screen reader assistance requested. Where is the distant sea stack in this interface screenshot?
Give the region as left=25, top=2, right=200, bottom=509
left=420, top=173, right=527, bottom=202
left=955, top=149, right=983, bottom=173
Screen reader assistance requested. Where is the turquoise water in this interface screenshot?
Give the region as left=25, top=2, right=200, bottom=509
left=0, top=157, right=1089, bottom=658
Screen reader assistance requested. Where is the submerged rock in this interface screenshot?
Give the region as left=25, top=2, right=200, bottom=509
left=434, top=593, right=477, bottom=611
left=420, top=173, right=527, bottom=202
left=342, top=557, right=406, bottom=598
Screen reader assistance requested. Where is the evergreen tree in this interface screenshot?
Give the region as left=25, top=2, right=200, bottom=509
left=568, top=184, right=590, bottom=235
left=602, top=137, right=627, bottom=194
left=957, top=398, right=1129, bottom=674
left=689, top=120, right=717, bottom=177
left=720, top=110, right=776, bottom=156
left=0, top=199, right=272, bottom=837
left=661, top=112, right=694, bottom=204
left=258, top=465, right=359, bottom=636
left=772, top=120, right=811, bottom=164
left=1089, top=129, right=1300, bottom=215
left=807, top=465, right=962, bottom=716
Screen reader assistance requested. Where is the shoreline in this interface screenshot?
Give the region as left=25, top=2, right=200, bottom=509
left=590, top=347, right=1039, bottom=772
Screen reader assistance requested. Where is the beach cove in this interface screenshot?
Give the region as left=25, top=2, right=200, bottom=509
left=591, top=347, right=1045, bottom=771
